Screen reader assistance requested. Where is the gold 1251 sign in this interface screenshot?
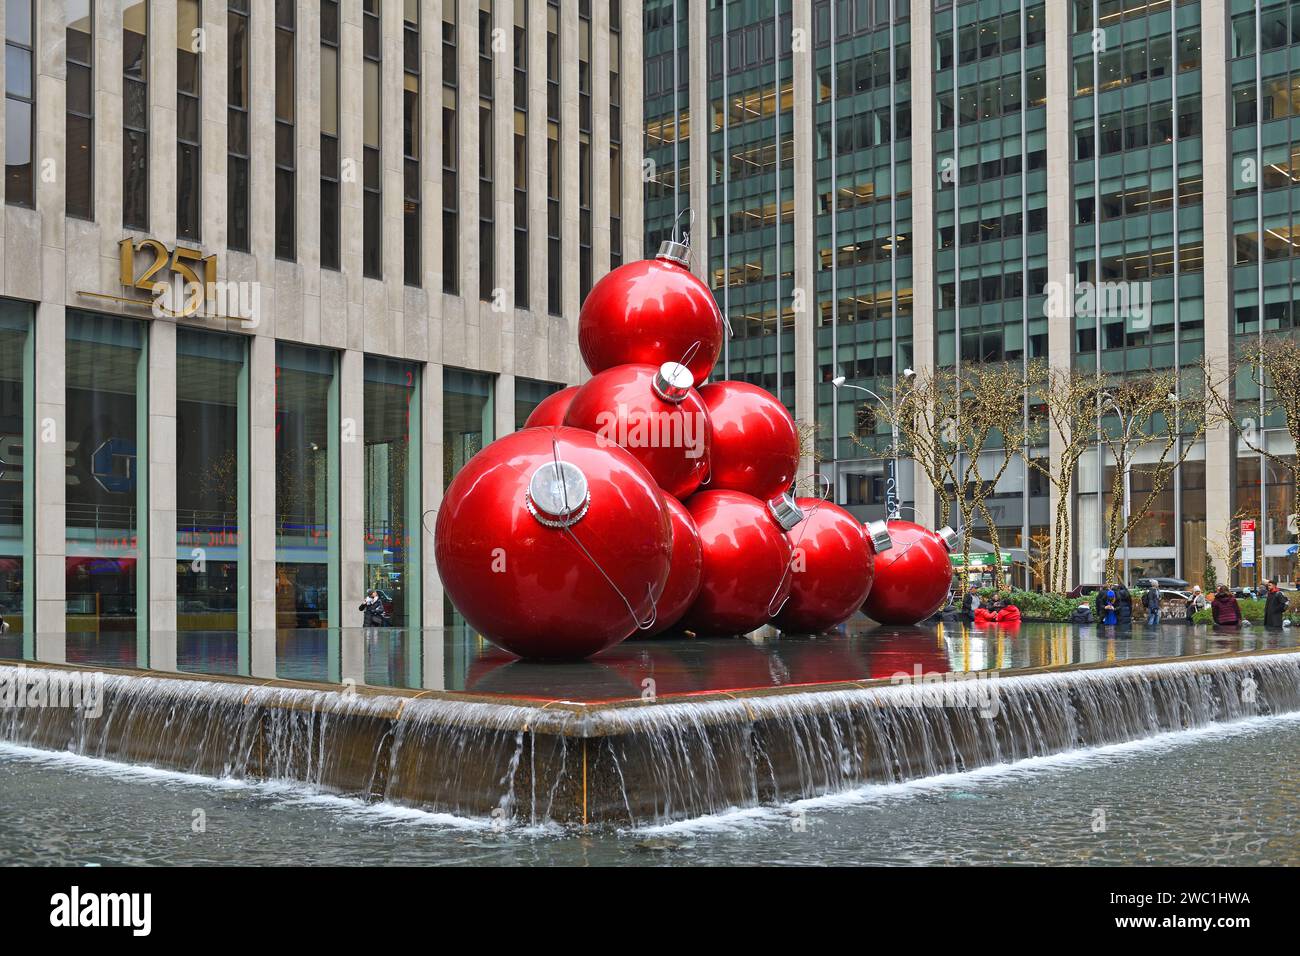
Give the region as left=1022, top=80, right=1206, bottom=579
left=118, top=238, right=217, bottom=317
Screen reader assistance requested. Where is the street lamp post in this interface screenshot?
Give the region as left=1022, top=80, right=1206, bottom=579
left=832, top=368, right=915, bottom=520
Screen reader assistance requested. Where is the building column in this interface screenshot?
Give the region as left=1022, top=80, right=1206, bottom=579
left=591, top=1, right=612, bottom=282
left=621, top=0, right=644, bottom=262
left=148, top=0, right=177, bottom=247
left=792, top=0, right=815, bottom=480
left=423, top=0, right=444, bottom=299
left=1202, top=0, right=1232, bottom=584
left=339, top=349, right=366, bottom=628
left=33, top=0, right=68, bottom=656
left=458, top=1, right=481, bottom=309
left=200, top=0, right=228, bottom=251
left=247, top=332, right=277, bottom=639
left=1044, top=0, right=1074, bottom=586
left=687, top=0, right=708, bottom=284
left=147, top=321, right=178, bottom=663
left=421, top=361, right=445, bottom=688
left=526, top=0, right=548, bottom=317
left=909, top=0, right=936, bottom=528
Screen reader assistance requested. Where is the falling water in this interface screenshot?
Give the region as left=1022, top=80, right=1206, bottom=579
left=1, top=653, right=1298, bottom=827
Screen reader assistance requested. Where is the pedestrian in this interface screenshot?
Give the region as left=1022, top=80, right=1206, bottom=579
left=1210, top=585, right=1242, bottom=627
left=1142, top=586, right=1162, bottom=626
left=1102, top=589, right=1118, bottom=626
left=1094, top=585, right=1110, bottom=622
left=1184, top=585, right=1206, bottom=623
left=1264, top=580, right=1290, bottom=628
left=1070, top=603, right=1094, bottom=625
left=358, top=589, right=385, bottom=627
left=1116, top=584, right=1134, bottom=625
left=960, top=585, right=981, bottom=623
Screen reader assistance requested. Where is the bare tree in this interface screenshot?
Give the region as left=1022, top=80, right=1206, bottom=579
left=1205, top=506, right=1257, bottom=589
left=870, top=367, right=961, bottom=528
left=948, top=363, right=1031, bottom=590
left=1213, top=338, right=1300, bottom=548
left=1097, top=363, right=1228, bottom=582
left=1023, top=361, right=1106, bottom=592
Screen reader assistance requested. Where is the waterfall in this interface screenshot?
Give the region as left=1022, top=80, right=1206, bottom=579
left=2, top=652, right=1298, bottom=827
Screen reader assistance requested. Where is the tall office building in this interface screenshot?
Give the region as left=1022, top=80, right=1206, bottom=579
left=0, top=0, right=643, bottom=658
left=647, top=0, right=1295, bottom=587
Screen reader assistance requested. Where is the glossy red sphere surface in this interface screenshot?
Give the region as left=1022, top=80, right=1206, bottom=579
left=681, top=489, right=793, bottom=637
left=642, top=495, right=704, bottom=637
left=697, top=380, right=800, bottom=501
left=434, top=426, right=673, bottom=659
left=775, top=498, right=875, bottom=634
left=563, top=363, right=711, bottom=500
left=523, top=385, right=580, bottom=429
left=578, top=255, right=724, bottom=384
left=861, top=520, right=953, bottom=626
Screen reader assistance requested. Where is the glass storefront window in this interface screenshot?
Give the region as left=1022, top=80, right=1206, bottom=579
left=176, top=329, right=244, bottom=671
left=0, top=300, right=32, bottom=654
left=514, top=378, right=563, bottom=430
left=443, top=368, right=493, bottom=487
left=65, top=311, right=146, bottom=658
left=275, top=343, right=337, bottom=635
left=364, top=356, right=420, bottom=628
left=443, top=368, right=494, bottom=628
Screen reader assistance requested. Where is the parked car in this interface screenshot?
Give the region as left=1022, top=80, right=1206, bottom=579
left=1066, top=584, right=1106, bottom=599
left=1135, top=576, right=1191, bottom=590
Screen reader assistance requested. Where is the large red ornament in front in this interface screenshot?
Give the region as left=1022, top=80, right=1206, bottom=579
left=523, top=385, right=580, bottom=429
left=681, top=489, right=799, bottom=637
left=641, top=495, right=704, bottom=637
left=698, top=380, right=800, bottom=501
left=861, top=520, right=956, bottom=626
left=775, top=498, right=878, bottom=635
left=578, top=239, right=724, bottom=385
left=434, top=426, right=673, bottom=659
left=563, top=362, right=711, bottom=500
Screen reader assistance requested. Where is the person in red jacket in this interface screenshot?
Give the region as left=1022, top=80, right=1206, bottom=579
left=1210, top=585, right=1242, bottom=627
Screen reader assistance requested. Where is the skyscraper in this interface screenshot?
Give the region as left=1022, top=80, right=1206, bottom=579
left=647, top=0, right=1292, bottom=588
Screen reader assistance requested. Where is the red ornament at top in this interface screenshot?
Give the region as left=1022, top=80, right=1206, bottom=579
left=698, top=380, right=800, bottom=501
left=861, top=520, right=955, bottom=626
left=563, top=362, right=711, bottom=500
left=434, top=426, right=673, bottom=659
left=775, top=498, right=876, bottom=635
left=578, top=239, right=724, bottom=385
left=523, top=385, right=580, bottom=429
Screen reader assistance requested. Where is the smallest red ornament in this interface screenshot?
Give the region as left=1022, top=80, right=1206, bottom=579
left=523, top=385, right=580, bottom=429
left=861, top=520, right=957, bottom=626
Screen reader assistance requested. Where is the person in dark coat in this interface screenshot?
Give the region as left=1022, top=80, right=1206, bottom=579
left=1210, top=586, right=1242, bottom=627
left=1094, top=585, right=1110, bottom=622
left=1070, top=604, right=1093, bottom=624
left=1142, top=586, right=1162, bottom=626
left=1264, top=581, right=1290, bottom=628
left=960, top=586, right=981, bottom=623
left=359, top=590, right=386, bottom=627
left=1115, top=584, right=1134, bottom=625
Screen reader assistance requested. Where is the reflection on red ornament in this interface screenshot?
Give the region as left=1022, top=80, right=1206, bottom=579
left=642, top=495, right=704, bottom=637
left=577, top=245, right=724, bottom=385
left=861, top=520, right=953, bottom=626
left=697, top=380, right=800, bottom=501
left=523, top=385, right=580, bottom=429
left=681, top=489, right=793, bottom=637
left=775, top=498, right=875, bottom=634
left=435, top=426, right=673, bottom=659
left=563, top=362, right=711, bottom=500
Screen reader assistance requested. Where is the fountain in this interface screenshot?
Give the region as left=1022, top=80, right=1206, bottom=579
left=3, top=646, right=1298, bottom=827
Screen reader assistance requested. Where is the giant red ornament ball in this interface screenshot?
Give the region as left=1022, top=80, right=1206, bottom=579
left=698, top=380, right=801, bottom=501
left=774, top=498, right=876, bottom=634
left=641, top=494, right=704, bottom=637
left=563, top=362, right=711, bottom=500
left=522, top=385, right=580, bottom=429
left=861, top=520, right=954, bottom=626
left=577, top=243, right=724, bottom=385
left=681, top=489, right=794, bottom=637
left=434, top=426, right=673, bottom=659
